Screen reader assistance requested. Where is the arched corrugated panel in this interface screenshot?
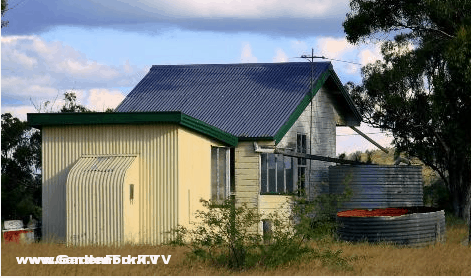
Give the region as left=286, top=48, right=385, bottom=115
left=66, top=154, right=138, bottom=246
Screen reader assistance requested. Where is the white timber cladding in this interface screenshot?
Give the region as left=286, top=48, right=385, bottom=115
left=42, top=124, right=179, bottom=244
left=276, top=86, right=337, bottom=200
left=258, top=195, right=292, bottom=234
left=235, top=141, right=268, bottom=209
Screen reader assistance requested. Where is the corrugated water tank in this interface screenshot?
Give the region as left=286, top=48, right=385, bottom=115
left=329, top=165, right=423, bottom=211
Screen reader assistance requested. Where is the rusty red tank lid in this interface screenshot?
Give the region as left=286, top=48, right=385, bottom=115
left=337, top=208, right=409, bottom=217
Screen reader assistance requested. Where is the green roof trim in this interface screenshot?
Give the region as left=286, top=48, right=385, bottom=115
left=273, top=69, right=330, bottom=144
left=180, top=114, right=238, bottom=146
left=272, top=67, right=362, bottom=144
left=327, top=69, right=362, bottom=123
left=27, top=112, right=238, bottom=147
left=238, top=136, right=274, bottom=141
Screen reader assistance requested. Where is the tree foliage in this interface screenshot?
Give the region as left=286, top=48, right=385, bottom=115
left=1, top=113, right=42, bottom=221
left=1, top=0, right=8, bottom=28
left=60, top=92, right=91, bottom=113
left=1, top=92, right=94, bottom=223
left=343, top=0, right=471, bottom=226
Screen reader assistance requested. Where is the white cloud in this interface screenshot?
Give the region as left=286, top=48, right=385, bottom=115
left=1, top=105, right=38, bottom=121
left=336, top=124, right=393, bottom=155
left=359, top=44, right=382, bottom=66
left=345, top=63, right=360, bottom=74
left=86, top=89, right=125, bottom=111
left=316, top=37, right=355, bottom=60
left=240, top=42, right=258, bottom=63
left=1, top=36, right=145, bottom=88
left=1, top=35, right=147, bottom=121
left=6, top=49, right=38, bottom=69
left=273, top=48, right=288, bottom=62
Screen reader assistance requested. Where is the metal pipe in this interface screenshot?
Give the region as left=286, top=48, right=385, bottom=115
left=349, top=126, right=389, bottom=154
left=253, top=142, right=275, bottom=153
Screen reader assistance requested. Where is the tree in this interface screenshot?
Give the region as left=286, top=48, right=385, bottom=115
left=343, top=0, right=471, bottom=234
left=1, top=92, right=94, bottom=224
left=1, top=113, right=42, bottom=222
left=1, top=0, right=8, bottom=28
left=60, top=92, right=91, bottom=113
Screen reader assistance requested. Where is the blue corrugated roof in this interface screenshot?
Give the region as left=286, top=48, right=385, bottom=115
left=115, top=62, right=355, bottom=138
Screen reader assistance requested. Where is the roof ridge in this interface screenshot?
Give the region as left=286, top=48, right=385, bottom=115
left=150, top=62, right=331, bottom=69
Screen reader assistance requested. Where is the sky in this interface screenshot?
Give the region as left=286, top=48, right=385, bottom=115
left=1, top=0, right=393, bottom=155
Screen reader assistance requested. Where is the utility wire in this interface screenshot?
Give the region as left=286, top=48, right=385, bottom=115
left=295, top=49, right=362, bottom=65
left=337, top=132, right=389, bottom=136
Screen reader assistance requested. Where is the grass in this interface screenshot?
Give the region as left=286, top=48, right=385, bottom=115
left=2, top=220, right=470, bottom=276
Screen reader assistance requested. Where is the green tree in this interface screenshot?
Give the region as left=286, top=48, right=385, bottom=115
left=60, top=92, right=91, bottom=113
left=1, top=0, right=8, bottom=28
left=343, top=0, right=471, bottom=234
left=1, top=92, right=93, bottom=224
left=1, top=113, right=42, bottom=221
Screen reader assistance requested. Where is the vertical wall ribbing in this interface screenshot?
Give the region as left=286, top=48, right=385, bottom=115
left=43, top=124, right=179, bottom=245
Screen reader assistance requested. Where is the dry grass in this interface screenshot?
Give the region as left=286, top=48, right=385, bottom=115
left=2, top=223, right=470, bottom=276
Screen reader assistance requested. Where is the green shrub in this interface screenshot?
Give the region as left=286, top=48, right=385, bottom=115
left=169, top=184, right=353, bottom=271
left=170, top=197, right=310, bottom=269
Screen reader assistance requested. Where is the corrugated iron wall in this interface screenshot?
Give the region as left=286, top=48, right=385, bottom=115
left=329, top=165, right=423, bottom=210
left=42, top=124, right=179, bottom=244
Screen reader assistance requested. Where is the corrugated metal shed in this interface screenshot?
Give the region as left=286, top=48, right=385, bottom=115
left=115, top=62, right=361, bottom=138
left=66, top=154, right=139, bottom=245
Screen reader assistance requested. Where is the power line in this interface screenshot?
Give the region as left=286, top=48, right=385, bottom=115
left=337, top=132, right=390, bottom=136
left=295, top=48, right=362, bottom=66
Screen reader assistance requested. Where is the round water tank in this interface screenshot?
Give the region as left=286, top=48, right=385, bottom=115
left=329, top=165, right=423, bottom=211
left=337, top=207, right=445, bottom=246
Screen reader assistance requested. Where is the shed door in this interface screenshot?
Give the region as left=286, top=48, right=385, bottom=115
left=66, top=155, right=138, bottom=245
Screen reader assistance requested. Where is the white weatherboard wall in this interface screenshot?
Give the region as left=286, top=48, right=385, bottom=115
left=235, top=141, right=268, bottom=209
left=277, top=86, right=338, bottom=200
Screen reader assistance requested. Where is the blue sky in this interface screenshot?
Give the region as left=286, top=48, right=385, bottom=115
left=1, top=0, right=392, bottom=155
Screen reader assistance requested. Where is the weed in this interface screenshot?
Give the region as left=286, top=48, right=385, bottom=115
left=169, top=191, right=353, bottom=271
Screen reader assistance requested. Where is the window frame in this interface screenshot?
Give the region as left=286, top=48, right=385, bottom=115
left=211, top=146, right=231, bottom=203
left=260, top=153, right=295, bottom=195
left=296, top=133, right=307, bottom=195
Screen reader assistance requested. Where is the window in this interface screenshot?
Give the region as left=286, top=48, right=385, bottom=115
left=297, top=133, right=307, bottom=194
left=260, top=153, right=294, bottom=194
left=211, top=147, right=230, bottom=202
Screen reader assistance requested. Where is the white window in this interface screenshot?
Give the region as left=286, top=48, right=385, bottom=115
left=297, top=133, right=307, bottom=194
left=260, top=153, right=294, bottom=194
left=211, top=147, right=230, bottom=202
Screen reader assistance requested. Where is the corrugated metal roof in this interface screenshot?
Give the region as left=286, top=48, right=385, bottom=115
left=115, top=62, right=344, bottom=137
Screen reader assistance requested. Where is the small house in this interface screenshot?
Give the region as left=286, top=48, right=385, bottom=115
left=28, top=62, right=361, bottom=245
